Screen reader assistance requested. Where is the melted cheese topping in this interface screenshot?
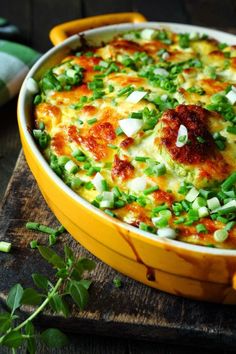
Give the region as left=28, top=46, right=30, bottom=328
left=34, top=28, right=236, bottom=249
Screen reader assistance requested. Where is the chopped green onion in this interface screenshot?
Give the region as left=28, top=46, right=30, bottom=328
left=155, top=163, right=166, bottom=176
left=226, top=126, right=236, bottom=135
left=135, top=156, right=149, bottom=162
left=114, top=200, right=126, bottom=208
left=0, top=241, right=12, bottom=253
left=113, top=186, right=122, bottom=197
left=26, top=222, right=57, bottom=235
left=115, top=127, right=123, bottom=136
left=185, top=187, right=199, bottom=202
left=207, top=197, right=220, bottom=210
left=225, top=221, right=236, bottom=231
left=216, top=216, right=228, bottom=224
left=87, top=118, right=97, bottom=125
left=64, top=160, right=79, bottom=174
left=159, top=209, right=172, bottom=220
left=108, top=144, right=118, bottom=149
left=117, top=86, right=133, bottom=97
left=76, top=156, right=87, bottom=162
left=30, top=240, right=38, bottom=249
left=198, top=206, right=209, bottom=218
left=196, top=224, right=208, bottom=233
left=101, top=180, right=109, bottom=191
left=49, top=233, right=57, bottom=246
left=152, top=204, right=168, bottom=213
left=221, top=172, right=236, bottom=191
left=157, top=227, right=176, bottom=239
left=71, top=177, right=83, bottom=190
left=196, top=136, right=205, bottom=143
left=104, top=209, right=116, bottom=218
left=85, top=181, right=94, bottom=190
left=86, top=166, right=101, bottom=176
left=57, top=156, right=70, bottom=166
left=192, top=197, right=206, bottom=210
left=152, top=216, right=168, bottom=228
left=113, top=276, right=122, bottom=288
left=213, top=229, right=228, bottom=243
left=143, top=186, right=159, bottom=195
left=174, top=217, right=186, bottom=224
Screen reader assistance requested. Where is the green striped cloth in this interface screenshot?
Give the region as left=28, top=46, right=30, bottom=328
left=0, top=40, right=40, bottom=106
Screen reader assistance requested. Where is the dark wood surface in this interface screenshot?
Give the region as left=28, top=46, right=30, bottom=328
left=1, top=1, right=236, bottom=352
left=1, top=154, right=236, bottom=354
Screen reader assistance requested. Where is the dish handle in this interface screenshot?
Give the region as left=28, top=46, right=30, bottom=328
left=49, top=12, right=147, bottom=46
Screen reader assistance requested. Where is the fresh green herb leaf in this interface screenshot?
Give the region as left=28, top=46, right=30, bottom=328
left=21, top=288, right=42, bottom=306
left=40, top=328, right=69, bottom=348
left=6, top=284, right=24, bottom=314
left=69, top=280, right=89, bottom=310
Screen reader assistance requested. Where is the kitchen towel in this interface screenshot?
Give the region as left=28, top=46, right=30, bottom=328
left=0, top=19, right=40, bottom=106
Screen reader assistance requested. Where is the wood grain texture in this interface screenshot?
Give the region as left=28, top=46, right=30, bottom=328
left=0, top=152, right=236, bottom=354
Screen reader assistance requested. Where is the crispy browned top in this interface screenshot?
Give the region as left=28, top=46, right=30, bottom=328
left=160, top=105, right=215, bottom=164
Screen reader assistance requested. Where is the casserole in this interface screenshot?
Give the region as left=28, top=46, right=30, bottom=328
left=18, top=12, right=236, bottom=303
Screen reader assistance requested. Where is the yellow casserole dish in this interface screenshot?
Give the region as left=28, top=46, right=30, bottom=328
left=18, top=12, right=236, bottom=303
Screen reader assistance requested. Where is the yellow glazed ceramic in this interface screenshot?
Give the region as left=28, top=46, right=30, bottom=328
left=18, top=13, right=236, bottom=304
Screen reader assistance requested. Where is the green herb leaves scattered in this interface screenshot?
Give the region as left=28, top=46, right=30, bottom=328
left=0, top=244, right=96, bottom=352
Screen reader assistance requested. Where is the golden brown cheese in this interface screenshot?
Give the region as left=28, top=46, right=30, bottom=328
left=34, top=28, right=236, bottom=249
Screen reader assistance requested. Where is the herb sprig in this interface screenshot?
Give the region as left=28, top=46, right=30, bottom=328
left=0, top=244, right=96, bottom=352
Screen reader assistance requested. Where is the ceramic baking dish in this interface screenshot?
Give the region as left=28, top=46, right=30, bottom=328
left=17, top=12, right=236, bottom=303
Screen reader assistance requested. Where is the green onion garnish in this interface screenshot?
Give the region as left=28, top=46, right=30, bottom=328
left=226, top=126, right=236, bottom=135
left=221, top=172, right=236, bottom=191
left=104, top=209, right=116, bottom=218
left=0, top=241, right=12, bottom=253
left=101, top=180, right=109, bottom=191
left=30, top=240, right=38, bottom=249
left=115, top=127, right=123, bottom=136
left=135, top=156, right=149, bottom=162
left=196, top=224, right=208, bottom=233
left=143, top=186, right=159, bottom=195
left=87, top=118, right=97, bottom=125
left=213, top=229, right=228, bottom=243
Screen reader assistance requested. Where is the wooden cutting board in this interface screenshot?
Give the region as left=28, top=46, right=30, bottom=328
left=1, top=151, right=236, bottom=350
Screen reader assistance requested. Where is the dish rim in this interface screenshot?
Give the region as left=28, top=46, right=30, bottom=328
left=18, top=21, right=236, bottom=256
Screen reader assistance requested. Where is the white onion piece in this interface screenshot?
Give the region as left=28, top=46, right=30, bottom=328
left=27, top=78, right=39, bottom=94
left=162, top=52, right=170, bottom=60
left=154, top=68, right=169, bottom=76
left=92, top=172, right=104, bottom=192
left=185, top=187, right=199, bottom=202
left=126, top=91, right=147, bottom=104
left=157, top=227, right=176, bottom=239
left=161, top=94, right=168, bottom=101
left=231, top=85, right=236, bottom=93
left=66, top=69, right=77, bottom=78
left=226, top=90, right=236, bottom=105
left=211, top=199, right=236, bottom=213
left=118, top=118, right=143, bottom=137
left=128, top=177, right=147, bottom=192
left=100, top=192, right=114, bottom=208
left=176, top=124, right=188, bottom=147
left=141, top=28, right=156, bottom=40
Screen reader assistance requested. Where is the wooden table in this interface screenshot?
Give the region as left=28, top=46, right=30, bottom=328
left=1, top=1, right=236, bottom=351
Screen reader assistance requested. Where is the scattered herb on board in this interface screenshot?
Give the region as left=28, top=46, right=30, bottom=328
left=0, top=223, right=96, bottom=353
left=113, top=276, right=122, bottom=288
